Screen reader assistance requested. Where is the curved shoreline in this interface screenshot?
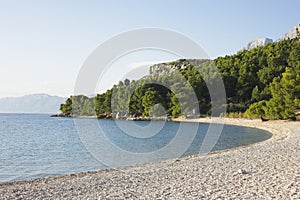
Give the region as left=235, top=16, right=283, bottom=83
left=0, top=119, right=299, bottom=199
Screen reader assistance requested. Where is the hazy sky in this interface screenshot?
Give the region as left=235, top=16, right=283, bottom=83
left=0, top=0, right=299, bottom=98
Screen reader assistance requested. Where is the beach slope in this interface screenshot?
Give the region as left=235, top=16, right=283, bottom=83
left=0, top=119, right=299, bottom=199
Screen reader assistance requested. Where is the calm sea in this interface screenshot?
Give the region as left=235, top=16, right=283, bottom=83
left=0, top=114, right=271, bottom=182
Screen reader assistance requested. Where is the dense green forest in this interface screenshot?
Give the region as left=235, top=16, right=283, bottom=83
left=60, top=38, right=300, bottom=120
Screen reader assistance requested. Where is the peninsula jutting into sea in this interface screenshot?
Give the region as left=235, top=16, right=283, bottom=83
left=59, top=24, right=300, bottom=122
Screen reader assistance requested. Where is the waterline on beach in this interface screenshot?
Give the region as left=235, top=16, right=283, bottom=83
left=0, top=114, right=271, bottom=182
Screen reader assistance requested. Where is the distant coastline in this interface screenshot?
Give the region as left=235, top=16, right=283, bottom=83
left=0, top=94, right=66, bottom=114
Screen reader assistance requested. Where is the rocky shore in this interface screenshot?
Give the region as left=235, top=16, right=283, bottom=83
left=0, top=119, right=299, bottom=199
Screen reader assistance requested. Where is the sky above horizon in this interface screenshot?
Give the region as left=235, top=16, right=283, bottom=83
left=0, top=0, right=299, bottom=98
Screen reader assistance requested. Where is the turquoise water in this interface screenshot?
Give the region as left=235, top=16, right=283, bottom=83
left=0, top=114, right=271, bottom=182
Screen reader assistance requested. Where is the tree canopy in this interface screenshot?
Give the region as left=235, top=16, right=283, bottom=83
left=60, top=38, right=300, bottom=120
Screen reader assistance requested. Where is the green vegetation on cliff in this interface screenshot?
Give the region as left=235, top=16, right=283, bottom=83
left=60, top=38, right=300, bottom=120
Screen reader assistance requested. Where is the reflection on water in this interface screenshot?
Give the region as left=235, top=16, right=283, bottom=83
left=0, top=114, right=271, bottom=182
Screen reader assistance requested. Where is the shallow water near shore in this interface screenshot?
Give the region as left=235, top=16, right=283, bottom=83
left=0, top=114, right=272, bottom=182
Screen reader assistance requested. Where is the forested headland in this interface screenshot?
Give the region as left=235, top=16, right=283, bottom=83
left=60, top=37, right=300, bottom=120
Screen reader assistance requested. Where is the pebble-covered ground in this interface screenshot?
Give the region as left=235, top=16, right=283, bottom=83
left=0, top=119, right=299, bottom=199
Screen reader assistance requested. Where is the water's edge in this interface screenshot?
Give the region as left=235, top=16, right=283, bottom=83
left=0, top=114, right=272, bottom=183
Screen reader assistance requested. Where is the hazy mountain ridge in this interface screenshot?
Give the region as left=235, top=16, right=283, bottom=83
left=242, top=24, right=300, bottom=50
left=242, top=38, right=273, bottom=51
left=0, top=94, right=67, bottom=114
left=148, top=24, right=300, bottom=77
left=278, top=24, right=300, bottom=41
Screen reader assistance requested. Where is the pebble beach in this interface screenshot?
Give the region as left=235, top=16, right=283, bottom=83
left=0, top=119, right=299, bottom=199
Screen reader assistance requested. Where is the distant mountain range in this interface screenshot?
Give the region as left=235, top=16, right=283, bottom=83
left=242, top=24, right=300, bottom=51
left=0, top=94, right=67, bottom=114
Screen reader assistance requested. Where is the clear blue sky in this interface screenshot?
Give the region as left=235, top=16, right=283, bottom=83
left=0, top=0, right=299, bottom=98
